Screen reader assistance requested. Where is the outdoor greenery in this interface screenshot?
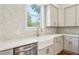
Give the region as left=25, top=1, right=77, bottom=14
left=27, top=14, right=33, bottom=27
left=27, top=4, right=40, bottom=27
left=31, top=4, right=40, bottom=14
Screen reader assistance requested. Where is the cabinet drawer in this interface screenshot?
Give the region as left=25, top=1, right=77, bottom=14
left=0, top=49, right=13, bottom=55
left=38, top=45, right=54, bottom=55
left=64, top=36, right=74, bottom=39
left=54, top=36, right=63, bottom=44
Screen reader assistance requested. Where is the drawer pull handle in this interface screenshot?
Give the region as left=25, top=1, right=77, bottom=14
left=69, top=41, right=72, bottom=45
left=46, top=48, right=49, bottom=54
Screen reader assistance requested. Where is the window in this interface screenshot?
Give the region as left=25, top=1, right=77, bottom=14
left=26, top=4, right=41, bottom=27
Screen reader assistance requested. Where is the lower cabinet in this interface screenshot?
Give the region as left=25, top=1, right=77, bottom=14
left=38, top=45, right=54, bottom=55
left=0, top=49, right=13, bottom=55
left=64, top=36, right=79, bottom=54
left=54, top=36, right=63, bottom=54
left=1, top=35, right=78, bottom=55
left=38, top=36, right=64, bottom=55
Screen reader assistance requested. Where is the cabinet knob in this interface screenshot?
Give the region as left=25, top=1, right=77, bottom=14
left=69, top=41, right=72, bottom=45
left=54, top=22, right=56, bottom=25
left=59, top=41, right=61, bottom=44
left=56, top=40, right=58, bottom=43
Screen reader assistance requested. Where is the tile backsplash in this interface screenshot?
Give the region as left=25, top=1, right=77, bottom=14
left=46, top=27, right=57, bottom=34
left=0, top=4, right=57, bottom=40
left=0, top=4, right=25, bottom=40
left=1, top=4, right=79, bottom=40
left=57, top=27, right=79, bottom=35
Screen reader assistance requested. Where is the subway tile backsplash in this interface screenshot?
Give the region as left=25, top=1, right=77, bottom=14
left=57, top=27, right=79, bottom=35
left=0, top=4, right=57, bottom=40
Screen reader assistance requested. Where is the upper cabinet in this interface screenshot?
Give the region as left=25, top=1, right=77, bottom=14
left=52, top=5, right=58, bottom=26
left=64, top=5, right=76, bottom=26
left=58, top=8, right=64, bottom=26
left=46, top=5, right=51, bottom=26
left=46, top=5, right=58, bottom=26
left=46, top=4, right=79, bottom=27
left=76, top=5, right=79, bottom=26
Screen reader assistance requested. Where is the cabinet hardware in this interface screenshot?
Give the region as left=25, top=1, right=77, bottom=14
left=59, top=41, right=61, bottom=44
left=46, top=48, right=49, bottom=54
left=69, top=41, right=72, bottom=45
left=56, top=40, right=58, bottom=43
left=54, top=22, right=56, bottom=25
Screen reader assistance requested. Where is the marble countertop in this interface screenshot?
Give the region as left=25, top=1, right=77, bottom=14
left=64, top=34, right=79, bottom=37
left=0, top=34, right=79, bottom=51
left=0, top=37, right=38, bottom=51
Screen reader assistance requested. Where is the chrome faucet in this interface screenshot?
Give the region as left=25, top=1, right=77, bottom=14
left=36, top=27, right=42, bottom=37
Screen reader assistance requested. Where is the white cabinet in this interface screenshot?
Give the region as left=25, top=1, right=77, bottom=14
left=46, top=5, right=58, bottom=26
left=64, top=5, right=76, bottom=26
left=58, top=8, right=64, bottom=26
left=76, top=5, right=79, bottom=26
left=64, top=36, right=78, bottom=54
left=38, top=45, right=54, bottom=55
left=46, top=5, right=51, bottom=26
left=0, top=49, right=13, bottom=55
left=52, top=6, right=58, bottom=26
left=46, top=5, right=79, bottom=26
left=38, top=36, right=64, bottom=55
left=54, top=36, right=63, bottom=54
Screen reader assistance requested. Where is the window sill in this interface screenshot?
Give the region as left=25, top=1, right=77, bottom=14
left=25, top=27, right=39, bottom=29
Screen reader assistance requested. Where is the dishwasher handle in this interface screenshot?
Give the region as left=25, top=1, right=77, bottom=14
left=15, top=47, right=34, bottom=53
left=23, top=47, right=34, bottom=51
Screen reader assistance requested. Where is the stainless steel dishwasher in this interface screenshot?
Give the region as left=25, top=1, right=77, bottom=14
left=13, top=42, right=37, bottom=55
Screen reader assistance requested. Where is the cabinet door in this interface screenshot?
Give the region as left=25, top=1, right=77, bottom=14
left=58, top=8, right=64, bottom=26
left=64, top=36, right=78, bottom=54
left=64, top=6, right=76, bottom=26
left=71, top=37, right=78, bottom=54
left=64, top=36, right=73, bottom=51
left=0, top=5, right=4, bottom=25
left=54, top=36, right=63, bottom=54
left=47, top=45, right=54, bottom=55
left=51, top=6, right=58, bottom=26
left=46, top=5, right=58, bottom=26
left=46, top=5, right=51, bottom=26
left=0, top=49, right=13, bottom=55
left=76, top=5, right=79, bottom=26
left=64, top=36, right=71, bottom=51
left=38, top=45, right=54, bottom=55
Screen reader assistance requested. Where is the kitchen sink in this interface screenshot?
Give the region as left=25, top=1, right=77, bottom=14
left=36, top=35, right=54, bottom=50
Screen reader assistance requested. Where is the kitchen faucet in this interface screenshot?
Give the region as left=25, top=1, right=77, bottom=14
left=36, top=27, right=42, bottom=37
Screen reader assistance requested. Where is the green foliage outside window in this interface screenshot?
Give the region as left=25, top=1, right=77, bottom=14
left=27, top=14, right=33, bottom=27
left=27, top=4, right=40, bottom=27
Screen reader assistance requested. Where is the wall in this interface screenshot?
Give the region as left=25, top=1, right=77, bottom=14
left=0, top=4, right=57, bottom=40
left=0, top=4, right=26, bottom=40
